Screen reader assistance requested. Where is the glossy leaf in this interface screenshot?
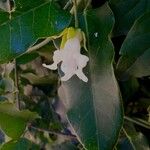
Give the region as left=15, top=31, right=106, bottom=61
left=0, top=0, right=71, bottom=63
left=0, top=102, right=38, bottom=139
left=109, top=0, right=150, bottom=36
left=117, top=12, right=150, bottom=79
left=59, top=3, right=123, bottom=150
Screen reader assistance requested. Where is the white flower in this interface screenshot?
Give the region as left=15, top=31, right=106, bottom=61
left=43, top=36, right=89, bottom=82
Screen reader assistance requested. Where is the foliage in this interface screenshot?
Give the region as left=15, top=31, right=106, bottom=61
left=0, top=0, right=149, bottom=150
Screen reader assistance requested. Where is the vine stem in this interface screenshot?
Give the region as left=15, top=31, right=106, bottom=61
left=84, top=0, right=91, bottom=11
left=72, top=0, right=78, bottom=28
left=63, top=0, right=72, bottom=10
left=122, top=127, right=136, bottom=150
left=124, top=116, right=150, bottom=129
left=14, top=59, right=20, bottom=110
left=16, top=37, right=51, bottom=58
left=27, top=38, right=51, bottom=53
left=28, top=125, right=77, bottom=140
left=114, top=147, right=117, bottom=150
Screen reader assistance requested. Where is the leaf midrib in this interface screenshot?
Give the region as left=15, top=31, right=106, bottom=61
left=83, top=10, right=100, bottom=149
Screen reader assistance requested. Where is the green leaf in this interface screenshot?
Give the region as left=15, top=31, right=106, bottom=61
left=0, top=0, right=71, bottom=63
left=119, top=123, right=150, bottom=150
left=129, top=133, right=149, bottom=150
left=109, top=0, right=150, bottom=36
left=117, top=134, right=149, bottom=150
left=1, top=138, right=40, bottom=150
left=117, top=12, right=150, bottom=79
left=16, top=53, right=39, bottom=65
left=59, top=3, right=123, bottom=150
left=119, top=77, right=139, bottom=101
left=0, top=102, right=38, bottom=139
left=116, top=137, right=135, bottom=150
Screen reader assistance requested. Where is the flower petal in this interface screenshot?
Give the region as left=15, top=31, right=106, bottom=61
left=61, top=71, right=74, bottom=81
left=43, top=50, right=62, bottom=70
left=42, top=63, right=57, bottom=70
left=75, top=69, right=88, bottom=82
left=61, top=59, right=77, bottom=73
left=64, top=37, right=80, bottom=53
left=53, top=50, right=62, bottom=64
left=42, top=28, right=89, bottom=83
left=75, top=54, right=89, bottom=68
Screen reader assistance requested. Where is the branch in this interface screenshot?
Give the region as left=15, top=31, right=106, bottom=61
left=27, top=38, right=51, bottom=53
left=84, top=0, right=91, bottom=11
left=72, top=0, right=78, bottom=28
left=14, top=59, right=20, bottom=110
left=63, top=0, right=72, bottom=10
left=124, top=116, right=150, bottom=129
left=122, top=127, right=136, bottom=150
left=29, top=125, right=77, bottom=140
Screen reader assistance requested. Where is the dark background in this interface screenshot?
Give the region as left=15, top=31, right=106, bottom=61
left=92, top=0, right=106, bottom=8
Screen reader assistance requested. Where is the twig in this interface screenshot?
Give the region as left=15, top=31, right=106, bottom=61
left=52, top=40, right=59, bottom=49
left=27, top=38, right=51, bottom=53
left=114, top=147, right=117, bottom=150
left=14, top=59, right=20, bottom=110
left=122, top=127, right=136, bottom=150
left=63, top=0, right=72, bottom=10
left=83, top=10, right=89, bottom=49
left=29, top=125, right=77, bottom=140
left=124, top=116, right=150, bottom=129
left=84, top=0, right=91, bottom=11
left=72, top=0, right=78, bottom=28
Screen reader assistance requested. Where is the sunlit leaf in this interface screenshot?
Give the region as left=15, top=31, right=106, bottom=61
left=0, top=102, right=38, bottom=139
